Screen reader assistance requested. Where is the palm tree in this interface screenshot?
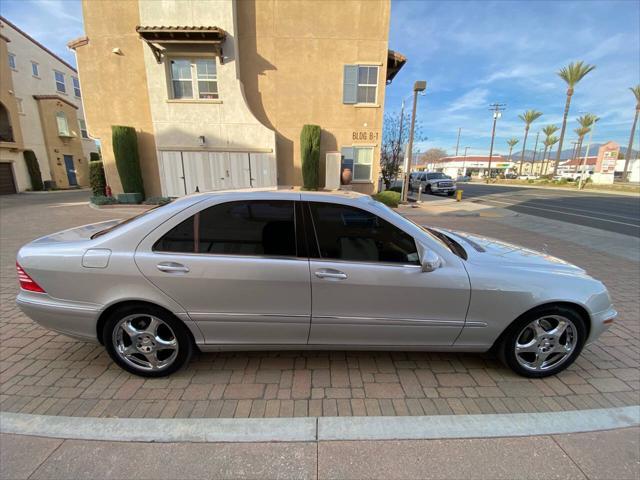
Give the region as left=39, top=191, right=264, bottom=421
left=573, top=114, right=599, bottom=172
left=577, top=115, right=599, bottom=182
left=517, top=110, right=543, bottom=175
left=623, top=85, right=640, bottom=180
left=540, top=125, right=559, bottom=175
left=572, top=126, right=591, bottom=172
left=543, top=136, right=559, bottom=174
left=506, top=138, right=519, bottom=162
left=552, top=61, right=596, bottom=175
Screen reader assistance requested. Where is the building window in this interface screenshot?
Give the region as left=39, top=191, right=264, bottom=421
left=78, top=119, right=88, bottom=139
left=341, top=146, right=374, bottom=182
left=54, top=71, right=66, bottom=93
left=16, top=98, right=24, bottom=114
left=56, top=112, right=70, bottom=136
left=356, top=66, right=378, bottom=104
left=72, top=77, right=81, bottom=97
left=168, top=58, right=219, bottom=100
left=31, top=61, right=39, bottom=77
left=8, top=53, right=16, bottom=70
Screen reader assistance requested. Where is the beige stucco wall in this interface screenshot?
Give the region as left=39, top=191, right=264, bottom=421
left=34, top=97, right=89, bottom=187
left=73, top=0, right=161, bottom=196
left=237, top=0, right=391, bottom=193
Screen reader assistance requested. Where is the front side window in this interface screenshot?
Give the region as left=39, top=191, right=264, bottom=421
left=309, top=202, right=419, bottom=265
left=8, top=53, right=16, bottom=70
left=31, top=61, right=39, bottom=77
left=357, top=66, right=378, bottom=104
left=54, top=71, right=66, bottom=93
left=169, top=58, right=219, bottom=100
left=72, top=77, right=81, bottom=97
left=55, top=112, right=70, bottom=136
left=78, top=119, right=88, bottom=138
left=154, top=200, right=296, bottom=257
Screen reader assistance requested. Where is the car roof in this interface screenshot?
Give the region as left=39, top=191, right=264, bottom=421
left=179, top=188, right=370, bottom=204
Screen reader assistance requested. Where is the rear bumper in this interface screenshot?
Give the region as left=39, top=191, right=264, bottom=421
left=16, top=291, right=100, bottom=342
left=587, top=306, right=617, bottom=345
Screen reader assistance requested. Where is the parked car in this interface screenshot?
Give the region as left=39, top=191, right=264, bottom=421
left=456, top=175, right=471, bottom=182
left=16, top=191, right=615, bottom=378
left=518, top=174, right=539, bottom=180
left=410, top=172, right=457, bottom=196
left=504, top=173, right=518, bottom=179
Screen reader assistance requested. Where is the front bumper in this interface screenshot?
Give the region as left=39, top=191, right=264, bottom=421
left=432, top=185, right=457, bottom=193
left=16, top=291, right=100, bottom=342
left=587, top=306, right=617, bottom=345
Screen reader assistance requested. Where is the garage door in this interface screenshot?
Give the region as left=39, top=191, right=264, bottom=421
left=159, top=151, right=276, bottom=197
left=0, top=162, right=17, bottom=195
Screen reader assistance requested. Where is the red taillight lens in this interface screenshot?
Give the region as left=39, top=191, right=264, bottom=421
left=16, top=262, right=46, bottom=293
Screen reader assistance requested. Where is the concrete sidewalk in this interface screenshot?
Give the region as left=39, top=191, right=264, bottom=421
left=1, top=427, right=638, bottom=479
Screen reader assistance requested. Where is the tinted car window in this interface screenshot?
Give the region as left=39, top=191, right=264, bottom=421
left=154, top=200, right=296, bottom=257
left=309, top=202, right=419, bottom=264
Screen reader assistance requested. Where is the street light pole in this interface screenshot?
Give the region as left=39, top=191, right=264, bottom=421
left=401, top=81, right=427, bottom=203
left=486, top=103, right=506, bottom=183
left=455, top=128, right=461, bottom=157
left=462, top=146, right=470, bottom=176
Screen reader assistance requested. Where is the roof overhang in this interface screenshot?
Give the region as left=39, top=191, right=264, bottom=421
left=33, top=95, right=78, bottom=109
left=386, top=50, right=407, bottom=84
left=136, top=26, right=226, bottom=63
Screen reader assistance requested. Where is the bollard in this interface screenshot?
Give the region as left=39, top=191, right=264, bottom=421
left=456, top=190, right=463, bottom=202
left=418, top=184, right=423, bottom=203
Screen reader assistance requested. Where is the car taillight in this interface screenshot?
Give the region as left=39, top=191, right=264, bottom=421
left=16, top=262, right=46, bottom=293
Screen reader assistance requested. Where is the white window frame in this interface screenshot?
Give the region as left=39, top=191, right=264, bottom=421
left=8, top=53, right=16, bottom=70
left=356, top=65, right=378, bottom=105
left=78, top=118, right=89, bottom=139
left=56, top=112, right=71, bottom=136
left=54, top=70, right=66, bottom=94
left=31, top=61, right=39, bottom=77
left=72, top=76, right=81, bottom=97
left=352, top=146, right=374, bottom=182
left=167, top=57, right=219, bottom=101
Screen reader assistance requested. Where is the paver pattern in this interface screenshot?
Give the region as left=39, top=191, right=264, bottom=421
left=1, top=192, right=638, bottom=418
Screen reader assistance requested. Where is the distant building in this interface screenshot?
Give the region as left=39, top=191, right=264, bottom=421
left=424, top=155, right=511, bottom=178
left=556, top=156, right=597, bottom=175
left=0, top=17, right=98, bottom=194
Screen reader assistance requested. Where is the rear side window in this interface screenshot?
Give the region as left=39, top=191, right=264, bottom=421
left=154, top=200, right=297, bottom=257
left=308, top=202, right=419, bottom=265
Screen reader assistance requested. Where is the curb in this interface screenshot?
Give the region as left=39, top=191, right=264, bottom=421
left=465, top=182, right=640, bottom=197
left=19, top=188, right=91, bottom=195
left=2, top=406, right=637, bottom=444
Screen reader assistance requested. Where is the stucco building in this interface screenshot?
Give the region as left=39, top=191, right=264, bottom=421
left=0, top=17, right=98, bottom=194
left=69, top=0, right=404, bottom=197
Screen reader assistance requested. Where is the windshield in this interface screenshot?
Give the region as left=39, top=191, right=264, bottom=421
left=91, top=204, right=165, bottom=239
left=402, top=216, right=467, bottom=259
left=427, top=173, right=448, bottom=180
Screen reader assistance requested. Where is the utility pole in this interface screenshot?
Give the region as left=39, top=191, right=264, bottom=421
left=486, top=103, right=506, bottom=183
left=455, top=128, right=461, bottom=156
left=401, top=81, right=427, bottom=203
left=462, top=146, right=470, bottom=176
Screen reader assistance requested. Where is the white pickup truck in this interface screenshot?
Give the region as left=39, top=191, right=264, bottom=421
left=409, top=172, right=457, bottom=196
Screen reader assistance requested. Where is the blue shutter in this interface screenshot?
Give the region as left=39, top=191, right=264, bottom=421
left=343, top=65, right=358, bottom=104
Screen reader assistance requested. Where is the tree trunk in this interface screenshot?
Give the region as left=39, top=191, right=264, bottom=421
left=508, top=145, right=513, bottom=162
left=542, top=145, right=549, bottom=175
left=553, top=90, right=573, bottom=175
left=518, top=127, right=529, bottom=175
left=623, top=106, right=639, bottom=181
left=573, top=137, right=584, bottom=173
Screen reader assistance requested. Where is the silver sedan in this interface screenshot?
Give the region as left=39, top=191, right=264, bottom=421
left=16, top=190, right=616, bottom=378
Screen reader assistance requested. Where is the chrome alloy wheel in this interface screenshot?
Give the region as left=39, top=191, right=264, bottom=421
left=514, top=315, right=577, bottom=372
left=112, top=314, right=178, bottom=372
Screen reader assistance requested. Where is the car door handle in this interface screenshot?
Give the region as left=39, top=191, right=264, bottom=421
left=157, top=262, right=190, bottom=273
left=314, top=269, right=347, bottom=280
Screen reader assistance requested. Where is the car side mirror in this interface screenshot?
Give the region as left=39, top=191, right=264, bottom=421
left=417, top=243, right=442, bottom=272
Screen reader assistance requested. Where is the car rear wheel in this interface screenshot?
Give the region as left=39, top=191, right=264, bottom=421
left=103, top=305, right=193, bottom=377
left=499, top=306, right=587, bottom=378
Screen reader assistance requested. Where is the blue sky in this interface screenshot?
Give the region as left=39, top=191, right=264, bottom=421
left=2, top=0, right=638, bottom=156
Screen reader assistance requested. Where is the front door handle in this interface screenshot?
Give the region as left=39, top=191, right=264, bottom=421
left=157, top=262, right=190, bottom=273
left=314, top=269, right=347, bottom=280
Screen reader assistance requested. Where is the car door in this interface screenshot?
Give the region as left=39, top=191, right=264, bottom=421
left=135, top=197, right=311, bottom=345
left=304, top=199, right=470, bottom=347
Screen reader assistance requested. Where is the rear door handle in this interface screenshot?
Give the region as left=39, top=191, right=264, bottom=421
left=314, top=269, right=347, bottom=280
left=157, top=262, right=190, bottom=273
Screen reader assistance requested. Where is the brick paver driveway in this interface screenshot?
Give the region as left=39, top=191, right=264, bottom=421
left=1, top=191, right=638, bottom=418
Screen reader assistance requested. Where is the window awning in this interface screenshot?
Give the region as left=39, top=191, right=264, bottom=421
left=136, top=26, right=226, bottom=63
left=386, top=50, right=407, bottom=84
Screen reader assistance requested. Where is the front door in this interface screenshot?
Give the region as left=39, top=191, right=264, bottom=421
left=135, top=198, right=311, bottom=345
left=304, top=200, right=470, bottom=346
left=63, top=155, right=77, bottom=186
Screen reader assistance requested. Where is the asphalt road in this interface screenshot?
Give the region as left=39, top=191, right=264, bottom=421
left=419, top=183, right=640, bottom=237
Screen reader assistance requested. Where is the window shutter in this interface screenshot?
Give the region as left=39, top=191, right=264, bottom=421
left=342, top=65, right=358, bottom=104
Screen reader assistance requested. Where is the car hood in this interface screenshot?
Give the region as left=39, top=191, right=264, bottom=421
left=441, top=229, right=586, bottom=275
left=30, top=219, right=122, bottom=244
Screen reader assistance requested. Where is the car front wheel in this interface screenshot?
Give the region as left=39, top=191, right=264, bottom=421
left=499, top=306, right=587, bottom=378
left=103, top=304, right=193, bottom=377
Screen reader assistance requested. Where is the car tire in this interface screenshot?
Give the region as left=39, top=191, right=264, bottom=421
left=103, top=304, right=193, bottom=377
left=425, top=185, right=432, bottom=195
left=498, top=305, right=587, bottom=378
left=447, top=191, right=455, bottom=197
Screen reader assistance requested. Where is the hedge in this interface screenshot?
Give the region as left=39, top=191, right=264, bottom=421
left=89, top=160, right=106, bottom=197
left=300, top=124, right=321, bottom=190
left=23, top=150, right=43, bottom=191
left=372, top=191, right=401, bottom=208
left=112, top=125, right=145, bottom=197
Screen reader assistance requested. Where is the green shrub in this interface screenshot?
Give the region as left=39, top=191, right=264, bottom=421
left=90, top=195, right=118, bottom=206
left=112, top=125, right=145, bottom=198
left=89, top=161, right=106, bottom=196
left=388, top=186, right=402, bottom=193
left=372, top=191, right=401, bottom=208
left=23, top=150, right=43, bottom=191
left=300, top=124, right=321, bottom=190
left=143, top=196, right=172, bottom=206
left=89, top=151, right=100, bottom=162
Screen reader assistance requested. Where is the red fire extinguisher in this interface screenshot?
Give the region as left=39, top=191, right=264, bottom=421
left=105, top=185, right=112, bottom=197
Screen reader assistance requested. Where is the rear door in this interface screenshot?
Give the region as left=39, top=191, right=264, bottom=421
left=135, top=196, right=311, bottom=345
left=304, top=199, right=470, bottom=347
